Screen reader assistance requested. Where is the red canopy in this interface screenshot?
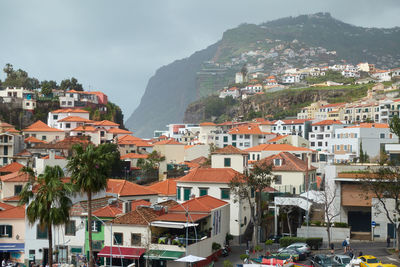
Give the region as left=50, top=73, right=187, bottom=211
left=98, top=246, right=146, bottom=259
left=261, top=258, right=285, bottom=265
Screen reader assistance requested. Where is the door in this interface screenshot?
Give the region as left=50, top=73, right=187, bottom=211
left=348, top=211, right=371, bottom=232
left=43, top=248, right=49, bottom=266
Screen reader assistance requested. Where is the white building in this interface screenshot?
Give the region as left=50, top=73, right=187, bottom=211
left=47, top=108, right=90, bottom=129
left=211, top=145, right=248, bottom=174
left=271, top=119, right=311, bottom=138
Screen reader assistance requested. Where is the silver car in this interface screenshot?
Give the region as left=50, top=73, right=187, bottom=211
left=333, top=255, right=352, bottom=265
left=285, top=242, right=311, bottom=255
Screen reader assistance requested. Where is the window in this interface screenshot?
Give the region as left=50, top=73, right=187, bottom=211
left=199, top=188, right=208, bottom=196
left=275, top=175, right=282, bottom=185
left=90, top=221, right=102, bottom=232
left=232, top=134, right=237, bottom=141
left=67, top=101, right=72, bottom=106
left=244, top=142, right=250, bottom=147
left=317, top=142, right=322, bottom=146
left=26, top=102, right=30, bottom=106
left=221, top=188, right=230, bottom=200
left=177, top=187, right=181, bottom=200
left=223, top=136, right=228, bottom=143
left=380, top=133, right=385, bottom=139
left=53, top=115, right=58, bottom=120
left=310, top=142, right=315, bottom=146
left=37, top=224, right=48, bottom=239
left=65, top=221, right=76, bottom=236
left=14, top=185, right=22, bottom=196
left=239, top=135, right=243, bottom=139
left=61, top=101, right=66, bottom=105
left=3, top=146, right=7, bottom=156
left=114, top=233, right=123, bottom=245
left=244, top=135, right=250, bottom=139
left=0, top=225, right=12, bottom=238
left=224, top=158, right=231, bottom=167
left=131, top=233, right=141, bottom=246
left=183, top=188, right=191, bottom=201
left=42, top=135, right=47, bottom=141
left=232, top=142, right=236, bottom=147
left=336, top=145, right=340, bottom=151
left=66, top=123, right=71, bottom=129
left=274, top=159, right=281, bottom=166
left=100, top=131, right=105, bottom=137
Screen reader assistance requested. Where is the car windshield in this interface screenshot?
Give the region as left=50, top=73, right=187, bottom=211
left=367, top=259, right=379, bottom=264
left=322, top=257, right=334, bottom=264
left=341, top=258, right=351, bottom=264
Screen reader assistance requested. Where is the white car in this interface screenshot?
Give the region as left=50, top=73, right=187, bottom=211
left=284, top=242, right=311, bottom=255
left=334, top=255, right=352, bottom=265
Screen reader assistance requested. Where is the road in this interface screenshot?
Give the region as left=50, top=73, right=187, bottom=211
left=215, top=242, right=399, bottom=267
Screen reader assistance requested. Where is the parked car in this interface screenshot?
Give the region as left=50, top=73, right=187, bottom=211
left=333, top=255, right=351, bottom=266
left=311, top=254, right=342, bottom=267
left=279, top=242, right=311, bottom=255
left=358, top=255, right=381, bottom=267
left=274, top=248, right=302, bottom=261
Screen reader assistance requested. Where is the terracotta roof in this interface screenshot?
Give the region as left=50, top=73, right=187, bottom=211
left=135, top=141, right=153, bottom=147
left=121, top=153, right=148, bottom=160
left=131, top=199, right=151, bottom=211
left=228, top=124, right=271, bottom=135
left=254, top=152, right=317, bottom=172
left=51, top=108, right=89, bottom=114
left=153, top=139, right=183, bottom=145
left=312, top=120, right=343, bottom=126
left=245, top=144, right=315, bottom=152
left=0, top=205, right=25, bottom=219
left=70, top=196, right=117, bottom=216
left=0, top=162, right=24, bottom=173
left=178, top=168, right=242, bottom=184
left=23, top=120, right=64, bottom=132
left=0, top=171, right=31, bottom=182
left=259, top=120, right=275, bottom=125
left=0, top=122, right=14, bottom=128
left=41, top=155, right=66, bottom=160
left=280, top=119, right=310, bottom=125
left=184, top=145, right=195, bottom=150
left=5, top=128, right=19, bottom=134
left=212, top=145, right=248, bottom=155
left=24, top=136, right=47, bottom=143
left=71, top=125, right=97, bottom=132
left=346, top=123, right=389, bottom=129
left=107, top=128, right=133, bottom=134
left=0, top=202, right=15, bottom=211
left=267, top=135, right=288, bottom=143
left=58, top=116, right=93, bottom=123
left=93, top=205, right=123, bottom=218
left=169, top=195, right=228, bottom=213
left=112, top=207, right=159, bottom=225
left=147, top=179, right=177, bottom=196
left=107, top=179, right=157, bottom=196
left=93, top=120, right=120, bottom=126
left=322, top=103, right=346, bottom=108
left=156, top=199, right=178, bottom=209
left=2, top=195, right=21, bottom=202
left=199, top=122, right=216, bottom=126
left=15, top=150, right=32, bottom=157
left=33, top=136, right=90, bottom=149
left=156, top=213, right=209, bottom=222
left=117, top=135, right=151, bottom=146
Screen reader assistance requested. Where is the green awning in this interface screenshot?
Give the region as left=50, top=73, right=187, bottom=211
left=71, top=248, right=82, bottom=253
left=144, top=250, right=184, bottom=260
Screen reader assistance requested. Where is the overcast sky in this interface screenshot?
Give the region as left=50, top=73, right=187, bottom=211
left=0, top=0, right=399, bottom=119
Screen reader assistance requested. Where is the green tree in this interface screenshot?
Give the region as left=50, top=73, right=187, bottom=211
left=18, top=166, right=72, bottom=267
left=359, top=141, right=369, bottom=164
left=67, top=144, right=117, bottom=267
left=41, top=80, right=58, bottom=96
left=229, top=161, right=275, bottom=249
left=137, top=150, right=165, bottom=177
left=60, top=77, right=83, bottom=91
left=390, top=116, right=400, bottom=143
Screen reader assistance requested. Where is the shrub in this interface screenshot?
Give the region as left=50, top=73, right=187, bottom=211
left=226, top=233, right=234, bottom=242
left=212, top=242, right=222, bottom=251
left=254, top=245, right=263, bottom=252
left=223, top=260, right=233, bottom=267
left=265, top=240, right=274, bottom=246
left=334, top=222, right=348, bottom=228
left=314, top=221, right=322, bottom=226
left=306, top=238, right=323, bottom=250
left=240, top=254, right=249, bottom=261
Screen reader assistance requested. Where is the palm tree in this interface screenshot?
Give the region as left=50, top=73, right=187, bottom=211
left=19, top=165, right=72, bottom=267
left=67, top=143, right=118, bottom=267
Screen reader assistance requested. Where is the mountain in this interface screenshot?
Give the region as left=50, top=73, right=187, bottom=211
left=126, top=12, right=400, bottom=137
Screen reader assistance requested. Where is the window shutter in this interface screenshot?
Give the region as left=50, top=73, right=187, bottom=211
left=96, top=221, right=102, bottom=232
left=6, top=226, right=12, bottom=238
left=86, top=221, right=88, bottom=231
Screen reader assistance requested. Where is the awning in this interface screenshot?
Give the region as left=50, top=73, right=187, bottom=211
left=150, top=221, right=199, bottom=229
left=144, top=250, right=184, bottom=260
left=0, top=243, right=24, bottom=252
left=97, top=246, right=146, bottom=259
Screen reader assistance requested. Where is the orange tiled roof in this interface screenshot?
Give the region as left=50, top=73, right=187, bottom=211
left=0, top=205, right=25, bottom=219
left=120, top=153, right=148, bottom=160
left=58, top=116, right=93, bottom=123
left=156, top=213, right=209, bottom=222
left=0, top=202, right=15, bottom=211
left=153, top=139, right=183, bottom=145
left=0, top=162, right=24, bottom=173
left=41, top=155, right=66, bottom=160
left=71, top=125, right=97, bottom=132
left=322, top=103, right=346, bottom=108
left=24, top=136, right=47, bottom=143
left=147, top=179, right=177, bottom=196
left=169, top=195, right=228, bottom=212
left=0, top=171, right=31, bottom=182
left=23, top=120, right=63, bottom=132
left=131, top=199, right=151, bottom=210
left=346, top=123, right=389, bottom=129
left=178, top=168, right=242, bottom=184
left=199, top=122, right=216, bottom=126
left=184, top=145, right=195, bottom=150
left=5, top=128, right=19, bottom=134
left=228, top=124, right=271, bottom=135
left=93, top=205, right=123, bottom=218
left=111, top=207, right=159, bottom=225
left=107, top=179, right=157, bottom=196
left=107, top=128, right=133, bottom=134
left=212, top=145, right=248, bottom=155
left=245, top=143, right=315, bottom=152
left=267, top=135, right=288, bottom=143
left=312, top=120, right=343, bottom=126
left=52, top=108, right=89, bottom=114
left=2, top=195, right=21, bottom=202
left=255, top=152, right=317, bottom=172
left=93, top=120, right=120, bottom=126
left=280, top=119, right=310, bottom=125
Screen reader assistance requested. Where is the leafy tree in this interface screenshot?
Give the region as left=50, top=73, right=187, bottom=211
left=229, top=161, right=275, bottom=248
left=60, top=77, right=83, bottom=91
left=67, top=144, right=117, bottom=267
left=2, top=64, right=40, bottom=89
left=137, top=150, right=165, bottom=174
left=390, top=116, right=400, bottom=143
left=359, top=141, right=369, bottom=164
left=18, top=166, right=72, bottom=267
left=41, top=80, right=58, bottom=96
left=3, top=63, right=14, bottom=77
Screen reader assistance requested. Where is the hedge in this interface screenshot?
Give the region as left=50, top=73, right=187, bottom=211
left=279, top=237, right=323, bottom=250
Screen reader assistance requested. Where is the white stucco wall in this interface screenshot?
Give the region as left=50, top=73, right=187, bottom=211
left=211, top=154, right=246, bottom=174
